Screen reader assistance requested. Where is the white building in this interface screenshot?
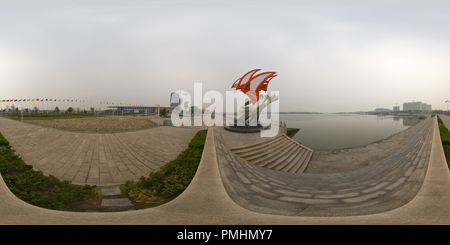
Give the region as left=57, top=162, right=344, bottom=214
left=422, top=103, right=427, bottom=112
left=402, top=101, right=431, bottom=112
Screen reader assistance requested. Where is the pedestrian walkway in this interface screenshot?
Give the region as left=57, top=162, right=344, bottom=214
left=215, top=116, right=434, bottom=216
left=0, top=116, right=200, bottom=186
left=0, top=115, right=450, bottom=224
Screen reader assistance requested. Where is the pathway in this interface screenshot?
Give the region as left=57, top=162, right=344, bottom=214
left=0, top=116, right=200, bottom=186
left=0, top=115, right=450, bottom=224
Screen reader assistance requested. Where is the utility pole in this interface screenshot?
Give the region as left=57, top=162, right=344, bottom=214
left=156, top=104, right=160, bottom=126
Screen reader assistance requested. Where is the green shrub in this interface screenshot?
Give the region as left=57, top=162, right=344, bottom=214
left=437, top=116, right=450, bottom=168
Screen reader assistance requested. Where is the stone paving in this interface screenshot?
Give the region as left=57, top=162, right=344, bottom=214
left=0, top=116, right=200, bottom=186
left=215, top=116, right=434, bottom=216
left=1, top=115, right=450, bottom=224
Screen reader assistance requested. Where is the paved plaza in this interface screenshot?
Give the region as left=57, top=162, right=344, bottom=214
left=0, top=116, right=200, bottom=186
left=0, top=115, right=450, bottom=224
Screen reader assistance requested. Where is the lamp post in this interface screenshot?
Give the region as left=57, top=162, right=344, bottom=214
left=156, top=104, right=160, bottom=126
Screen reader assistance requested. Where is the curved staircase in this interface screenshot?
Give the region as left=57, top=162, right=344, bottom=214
left=227, top=134, right=313, bottom=173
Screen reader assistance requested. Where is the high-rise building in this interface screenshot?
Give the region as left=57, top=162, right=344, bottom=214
left=422, top=103, right=427, bottom=112
left=393, top=106, right=400, bottom=111
left=402, top=101, right=431, bottom=112
left=403, top=102, right=411, bottom=111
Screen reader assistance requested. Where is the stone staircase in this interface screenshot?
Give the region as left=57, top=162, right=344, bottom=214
left=227, top=134, right=314, bottom=173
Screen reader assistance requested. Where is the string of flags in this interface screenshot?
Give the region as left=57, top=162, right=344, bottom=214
left=0, top=99, right=143, bottom=106
left=0, top=99, right=91, bottom=102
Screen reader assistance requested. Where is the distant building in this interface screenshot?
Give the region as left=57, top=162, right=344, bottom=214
left=393, top=106, right=400, bottom=111
left=170, top=92, right=181, bottom=107
left=422, top=103, right=427, bottom=112
left=402, top=101, right=431, bottom=112
left=107, top=105, right=173, bottom=114
left=374, top=108, right=390, bottom=114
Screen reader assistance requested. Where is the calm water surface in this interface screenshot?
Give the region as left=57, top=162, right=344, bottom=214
left=278, top=114, right=421, bottom=150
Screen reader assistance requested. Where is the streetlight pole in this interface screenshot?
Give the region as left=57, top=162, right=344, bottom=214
left=156, top=104, right=160, bottom=126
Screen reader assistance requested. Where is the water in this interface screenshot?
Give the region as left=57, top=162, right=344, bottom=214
left=278, top=114, right=421, bottom=150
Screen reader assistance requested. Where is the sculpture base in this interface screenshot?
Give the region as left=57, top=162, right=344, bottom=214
left=224, top=124, right=268, bottom=133
left=224, top=124, right=301, bottom=137
left=286, top=128, right=300, bottom=138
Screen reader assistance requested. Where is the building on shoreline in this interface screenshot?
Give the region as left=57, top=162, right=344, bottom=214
left=107, top=105, right=173, bottom=114
left=403, top=101, right=432, bottom=113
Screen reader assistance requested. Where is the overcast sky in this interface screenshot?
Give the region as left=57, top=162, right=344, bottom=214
left=1, top=0, right=450, bottom=112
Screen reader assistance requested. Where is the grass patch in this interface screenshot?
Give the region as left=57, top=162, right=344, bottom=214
left=437, top=115, right=450, bottom=168
left=0, top=132, right=98, bottom=209
left=2, top=113, right=105, bottom=120
left=123, top=129, right=207, bottom=204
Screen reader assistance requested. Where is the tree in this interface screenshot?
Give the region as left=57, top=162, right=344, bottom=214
left=160, top=107, right=167, bottom=117
left=67, top=107, right=74, bottom=113
left=90, top=107, right=94, bottom=113
left=54, top=106, right=60, bottom=113
left=33, top=106, right=39, bottom=114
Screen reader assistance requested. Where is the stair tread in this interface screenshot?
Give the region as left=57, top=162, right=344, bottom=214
left=272, top=148, right=306, bottom=171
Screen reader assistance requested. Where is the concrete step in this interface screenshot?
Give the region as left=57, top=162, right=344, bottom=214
left=266, top=144, right=304, bottom=170
left=227, top=133, right=314, bottom=174
left=101, top=198, right=134, bottom=207
left=293, top=151, right=313, bottom=173
left=229, top=136, right=285, bottom=156
left=280, top=148, right=311, bottom=173
left=234, top=138, right=289, bottom=161
left=245, top=139, right=292, bottom=164
left=228, top=135, right=284, bottom=152
left=258, top=142, right=299, bottom=168
left=272, top=147, right=306, bottom=171
left=100, top=187, right=134, bottom=207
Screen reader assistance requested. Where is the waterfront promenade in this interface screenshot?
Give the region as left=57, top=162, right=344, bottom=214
left=0, top=115, right=450, bottom=224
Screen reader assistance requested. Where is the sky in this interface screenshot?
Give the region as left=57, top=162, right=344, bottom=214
left=1, top=0, right=450, bottom=113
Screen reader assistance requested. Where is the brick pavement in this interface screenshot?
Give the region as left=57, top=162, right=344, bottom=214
left=1, top=115, right=450, bottom=224
left=0, top=116, right=200, bottom=186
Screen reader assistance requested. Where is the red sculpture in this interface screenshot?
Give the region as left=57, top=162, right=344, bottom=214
left=231, top=69, right=277, bottom=104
